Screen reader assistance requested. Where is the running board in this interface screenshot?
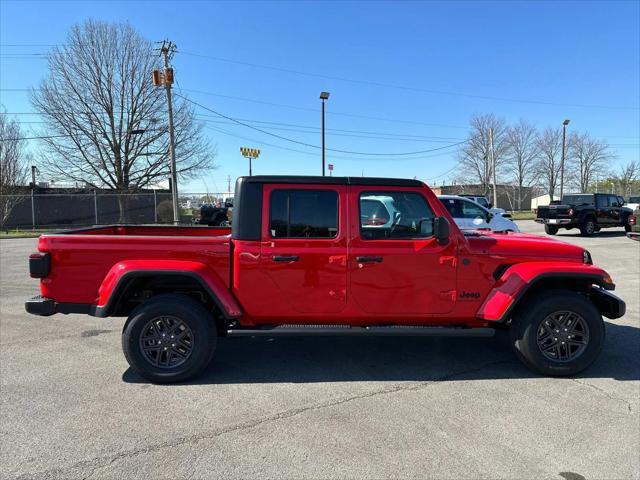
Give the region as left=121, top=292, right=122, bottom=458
left=227, top=325, right=495, bottom=337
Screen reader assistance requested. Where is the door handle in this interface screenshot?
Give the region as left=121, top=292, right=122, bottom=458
left=272, top=255, right=300, bottom=262
left=356, top=256, right=383, bottom=263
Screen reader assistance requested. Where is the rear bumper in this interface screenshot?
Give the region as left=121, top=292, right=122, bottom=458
left=25, top=296, right=92, bottom=316
left=535, top=218, right=574, bottom=226
left=627, top=232, right=640, bottom=241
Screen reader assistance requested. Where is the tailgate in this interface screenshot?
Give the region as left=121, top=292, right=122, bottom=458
left=536, top=205, right=572, bottom=219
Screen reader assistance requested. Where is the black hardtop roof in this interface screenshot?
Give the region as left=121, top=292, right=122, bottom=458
left=238, top=175, right=424, bottom=187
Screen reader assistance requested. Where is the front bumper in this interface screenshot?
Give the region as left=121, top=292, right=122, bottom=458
left=589, top=287, right=626, bottom=320
left=25, top=295, right=92, bottom=316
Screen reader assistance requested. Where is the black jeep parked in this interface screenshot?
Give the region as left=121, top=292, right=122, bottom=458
left=535, top=193, right=633, bottom=236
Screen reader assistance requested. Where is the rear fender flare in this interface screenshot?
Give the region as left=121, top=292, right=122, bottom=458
left=93, top=260, right=241, bottom=319
left=477, top=262, right=613, bottom=323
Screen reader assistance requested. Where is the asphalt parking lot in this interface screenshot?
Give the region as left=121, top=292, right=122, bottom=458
left=1, top=220, right=638, bottom=479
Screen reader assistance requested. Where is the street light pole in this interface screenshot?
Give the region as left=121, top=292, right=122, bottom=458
left=320, top=92, right=330, bottom=176
left=560, top=119, right=570, bottom=199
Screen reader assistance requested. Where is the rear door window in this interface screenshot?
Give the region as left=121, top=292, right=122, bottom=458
left=269, top=189, right=338, bottom=238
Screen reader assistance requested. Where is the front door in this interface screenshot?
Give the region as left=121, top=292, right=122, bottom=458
left=349, top=187, right=457, bottom=317
left=260, top=184, right=348, bottom=315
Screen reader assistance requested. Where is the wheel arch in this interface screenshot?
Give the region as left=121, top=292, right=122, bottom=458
left=93, top=261, right=242, bottom=323
left=477, top=263, right=616, bottom=324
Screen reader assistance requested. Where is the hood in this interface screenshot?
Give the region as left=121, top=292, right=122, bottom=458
left=464, top=231, right=585, bottom=262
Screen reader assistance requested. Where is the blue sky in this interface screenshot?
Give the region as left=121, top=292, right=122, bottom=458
left=1, top=0, right=638, bottom=193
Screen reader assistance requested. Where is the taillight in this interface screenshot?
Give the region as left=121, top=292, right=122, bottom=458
left=568, top=208, right=575, bottom=216
left=630, top=215, right=637, bottom=226
left=29, top=253, right=51, bottom=278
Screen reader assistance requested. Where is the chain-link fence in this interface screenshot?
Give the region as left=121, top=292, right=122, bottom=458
left=0, top=191, right=233, bottom=229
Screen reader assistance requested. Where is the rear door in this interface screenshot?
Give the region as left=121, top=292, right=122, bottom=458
left=260, top=184, right=348, bottom=314
left=349, top=187, right=457, bottom=316
left=595, top=195, right=610, bottom=225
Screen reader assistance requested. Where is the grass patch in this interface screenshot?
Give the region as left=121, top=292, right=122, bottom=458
left=509, top=211, right=536, bottom=220
left=0, top=229, right=58, bottom=238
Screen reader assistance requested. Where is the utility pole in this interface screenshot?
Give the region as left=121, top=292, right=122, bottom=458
left=227, top=175, right=232, bottom=194
left=153, top=40, right=179, bottom=224
left=489, top=127, right=497, bottom=208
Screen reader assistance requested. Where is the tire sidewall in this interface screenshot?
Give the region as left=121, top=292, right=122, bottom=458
left=581, top=219, right=595, bottom=236
left=122, top=295, right=217, bottom=383
left=512, top=292, right=605, bottom=376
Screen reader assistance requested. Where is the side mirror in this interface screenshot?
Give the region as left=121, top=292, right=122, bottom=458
left=434, top=216, right=450, bottom=245
left=419, top=218, right=434, bottom=236
left=488, top=203, right=493, bottom=209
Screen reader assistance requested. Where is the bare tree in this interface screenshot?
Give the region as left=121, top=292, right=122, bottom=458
left=506, top=119, right=539, bottom=210
left=535, top=127, right=563, bottom=199
left=31, top=20, right=213, bottom=221
left=569, top=132, right=613, bottom=192
left=456, top=113, right=509, bottom=195
left=611, top=160, right=639, bottom=197
left=0, top=111, right=29, bottom=227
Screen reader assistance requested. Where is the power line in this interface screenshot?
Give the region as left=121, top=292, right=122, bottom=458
left=177, top=50, right=639, bottom=111
left=178, top=87, right=470, bottom=130
left=205, top=124, right=463, bottom=165
left=3, top=45, right=638, bottom=110
left=178, top=94, right=469, bottom=156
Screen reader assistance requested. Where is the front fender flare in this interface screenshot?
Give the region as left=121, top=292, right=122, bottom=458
left=93, top=260, right=242, bottom=318
left=476, top=262, right=613, bottom=323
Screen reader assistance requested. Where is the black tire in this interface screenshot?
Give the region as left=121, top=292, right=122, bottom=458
left=625, top=223, right=631, bottom=233
left=544, top=224, right=558, bottom=235
left=579, top=218, right=596, bottom=236
left=122, top=294, right=217, bottom=383
left=510, top=290, right=604, bottom=376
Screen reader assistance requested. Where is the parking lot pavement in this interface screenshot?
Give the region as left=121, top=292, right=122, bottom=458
left=1, top=220, right=638, bottom=479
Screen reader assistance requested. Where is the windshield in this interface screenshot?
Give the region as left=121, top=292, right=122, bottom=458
left=562, top=194, right=594, bottom=206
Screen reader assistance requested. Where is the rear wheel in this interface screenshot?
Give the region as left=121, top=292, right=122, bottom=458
left=122, top=294, right=217, bottom=383
left=544, top=224, right=558, bottom=235
left=510, top=291, right=604, bottom=376
left=580, top=219, right=596, bottom=236
left=625, top=223, right=631, bottom=232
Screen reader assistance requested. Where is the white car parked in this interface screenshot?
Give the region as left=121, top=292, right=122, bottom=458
left=438, top=195, right=520, bottom=232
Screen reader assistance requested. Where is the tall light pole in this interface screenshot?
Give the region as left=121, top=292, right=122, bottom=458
left=560, top=119, right=570, bottom=199
left=320, top=91, right=330, bottom=176
left=240, top=147, right=260, bottom=176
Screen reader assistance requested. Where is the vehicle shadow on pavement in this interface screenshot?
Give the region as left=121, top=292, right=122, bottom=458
left=555, top=230, right=629, bottom=238
left=122, top=321, right=639, bottom=385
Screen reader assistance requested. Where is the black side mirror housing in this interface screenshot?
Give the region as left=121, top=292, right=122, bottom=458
left=434, top=216, right=450, bottom=245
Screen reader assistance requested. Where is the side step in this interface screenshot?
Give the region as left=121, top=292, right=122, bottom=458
left=227, top=325, right=495, bottom=337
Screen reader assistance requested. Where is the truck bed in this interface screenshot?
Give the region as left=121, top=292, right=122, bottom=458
left=58, top=224, right=231, bottom=237
left=36, top=225, right=232, bottom=305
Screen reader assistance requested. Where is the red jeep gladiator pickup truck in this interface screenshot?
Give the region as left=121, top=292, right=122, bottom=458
left=26, top=176, right=625, bottom=382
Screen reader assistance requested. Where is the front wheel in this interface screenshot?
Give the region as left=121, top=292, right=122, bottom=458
left=510, top=291, right=604, bottom=376
left=122, top=294, right=217, bottom=383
